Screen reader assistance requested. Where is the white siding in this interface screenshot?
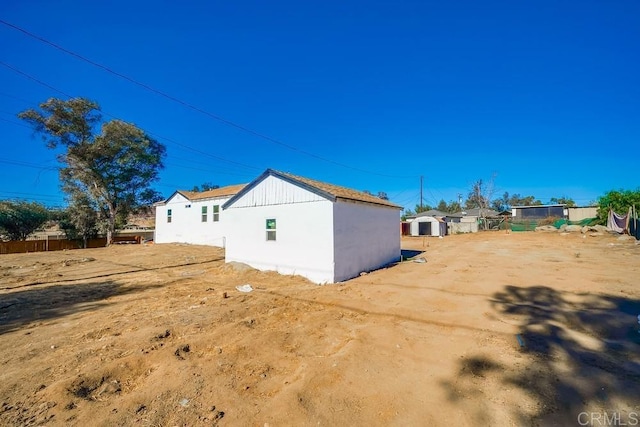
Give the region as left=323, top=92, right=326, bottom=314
left=228, top=175, right=326, bottom=208
left=154, top=194, right=231, bottom=246
left=333, top=201, right=400, bottom=282
left=225, top=200, right=335, bottom=284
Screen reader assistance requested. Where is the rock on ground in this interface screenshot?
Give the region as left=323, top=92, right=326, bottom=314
left=535, top=225, right=557, bottom=232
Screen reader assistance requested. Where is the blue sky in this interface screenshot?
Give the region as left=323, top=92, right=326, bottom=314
left=1, top=0, right=638, bottom=210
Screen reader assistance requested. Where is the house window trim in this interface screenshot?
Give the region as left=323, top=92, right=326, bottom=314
left=266, top=218, right=276, bottom=241
left=167, top=208, right=172, bottom=223
left=201, top=206, right=207, bottom=222
left=213, top=205, right=220, bottom=222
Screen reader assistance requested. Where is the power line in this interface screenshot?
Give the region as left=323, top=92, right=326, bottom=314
left=0, top=19, right=417, bottom=179
left=0, top=158, right=57, bottom=171
left=0, top=190, right=64, bottom=200
left=0, top=61, right=261, bottom=171
left=0, top=116, right=33, bottom=130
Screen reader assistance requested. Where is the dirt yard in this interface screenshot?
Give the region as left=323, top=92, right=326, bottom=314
left=1, top=232, right=639, bottom=426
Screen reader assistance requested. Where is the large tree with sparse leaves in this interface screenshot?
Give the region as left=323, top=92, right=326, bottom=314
left=19, top=97, right=165, bottom=245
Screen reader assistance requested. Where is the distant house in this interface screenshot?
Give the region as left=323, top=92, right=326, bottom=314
left=445, top=208, right=500, bottom=233
left=154, top=184, right=246, bottom=246
left=222, top=169, right=402, bottom=284
left=511, top=204, right=566, bottom=220
left=413, top=209, right=447, bottom=218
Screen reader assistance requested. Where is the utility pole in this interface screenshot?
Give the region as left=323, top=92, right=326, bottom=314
left=420, top=176, right=423, bottom=211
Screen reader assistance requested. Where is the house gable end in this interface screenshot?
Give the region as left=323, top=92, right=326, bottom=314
left=163, top=191, right=191, bottom=205
left=223, top=169, right=334, bottom=209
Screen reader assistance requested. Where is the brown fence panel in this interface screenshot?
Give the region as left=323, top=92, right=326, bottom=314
left=0, top=238, right=109, bottom=254
left=48, top=239, right=84, bottom=251
left=0, top=240, right=46, bottom=254
left=86, top=238, right=108, bottom=248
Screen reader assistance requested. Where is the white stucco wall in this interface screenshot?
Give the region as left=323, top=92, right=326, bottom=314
left=154, top=194, right=232, bottom=246
left=333, top=201, right=401, bottom=282
left=224, top=199, right=335, bottom=284
left=567, top=207, right=598, bottom=221
left=448, top=221, right=478, bottom=234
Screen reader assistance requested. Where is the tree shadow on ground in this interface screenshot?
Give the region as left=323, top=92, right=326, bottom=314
left=441, top=285, right=640, bottom=425
left=0, top=280, right=163, bottom=335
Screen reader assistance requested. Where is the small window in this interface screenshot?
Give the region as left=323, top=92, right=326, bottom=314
left=266, top=218, right=276, bottom=241
left=185, top=204, right=191, bottom=208
left=201, top=206, right=207, bottom=222
left=213, top=205, right=220, bottom=222
left=167, top=209, right=172, bottom=223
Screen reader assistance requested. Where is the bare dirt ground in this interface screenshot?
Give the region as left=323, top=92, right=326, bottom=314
left=1, top=232, right=639, bottom=426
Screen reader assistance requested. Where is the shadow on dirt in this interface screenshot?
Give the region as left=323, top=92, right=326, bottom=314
left=0, top=280, right=163, bottom=335
left=442, top=285, right=640, bottom=425
left=400, top=249, right=424, bottom=259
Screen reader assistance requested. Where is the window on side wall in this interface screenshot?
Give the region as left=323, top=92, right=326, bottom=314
left=266, top=218, right=276, bottom=241
left=213, top=205, right=220, bottom=222
left=201, top=206, right=207, bottom=222
left=167, top=209, right=172, bottom=223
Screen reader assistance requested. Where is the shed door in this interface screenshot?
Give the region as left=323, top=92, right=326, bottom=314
left=418, top=222, right=431, bottom=236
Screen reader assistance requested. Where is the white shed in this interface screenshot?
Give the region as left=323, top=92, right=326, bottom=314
left=222, top=169, right=402, bottom=284
left=409, top=215, right=446, bottom=236
left=154, top=184, right=245, bottom=246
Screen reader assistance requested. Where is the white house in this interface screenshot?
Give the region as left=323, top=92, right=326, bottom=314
left=154, top=184, right=245, bottom=246
left=222, top=169, right=402, bottom=284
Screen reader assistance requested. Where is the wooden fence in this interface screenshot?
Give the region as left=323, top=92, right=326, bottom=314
left=0, top=236, right=142, bottom=255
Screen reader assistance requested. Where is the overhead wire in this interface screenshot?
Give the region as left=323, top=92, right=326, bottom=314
left=0, top=61, right=261, bottom=171
left=0, top=19, right=417, bottom=179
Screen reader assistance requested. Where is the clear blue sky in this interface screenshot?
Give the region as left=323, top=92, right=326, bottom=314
left=1, top=0, right=638, bottom=210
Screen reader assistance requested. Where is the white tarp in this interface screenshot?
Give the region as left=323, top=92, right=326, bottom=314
left=607, top=208, right=629, bottom=234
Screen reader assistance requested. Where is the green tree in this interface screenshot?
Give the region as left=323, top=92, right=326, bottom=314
left=446, top=201, right=462, bottom=213
left=191, top=182, right=220, bottom=192
left=19, top=97, right=166, bottom=245
left=0, top=200, right=50, bottom=241
left=401, top=208, right=415, bottom=221
left=507, top=194, right=542, bottom=207
left=415, top=203, right=433, bottom=214
left=492, top=191, right=511, bottom=212
left=596, top=189, right=640, bottom=224
left=436, top=199, right=461, bottom=213
left=57, top=194, right=99, bottom=248
left=550, top=196, right=576, bottom=207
